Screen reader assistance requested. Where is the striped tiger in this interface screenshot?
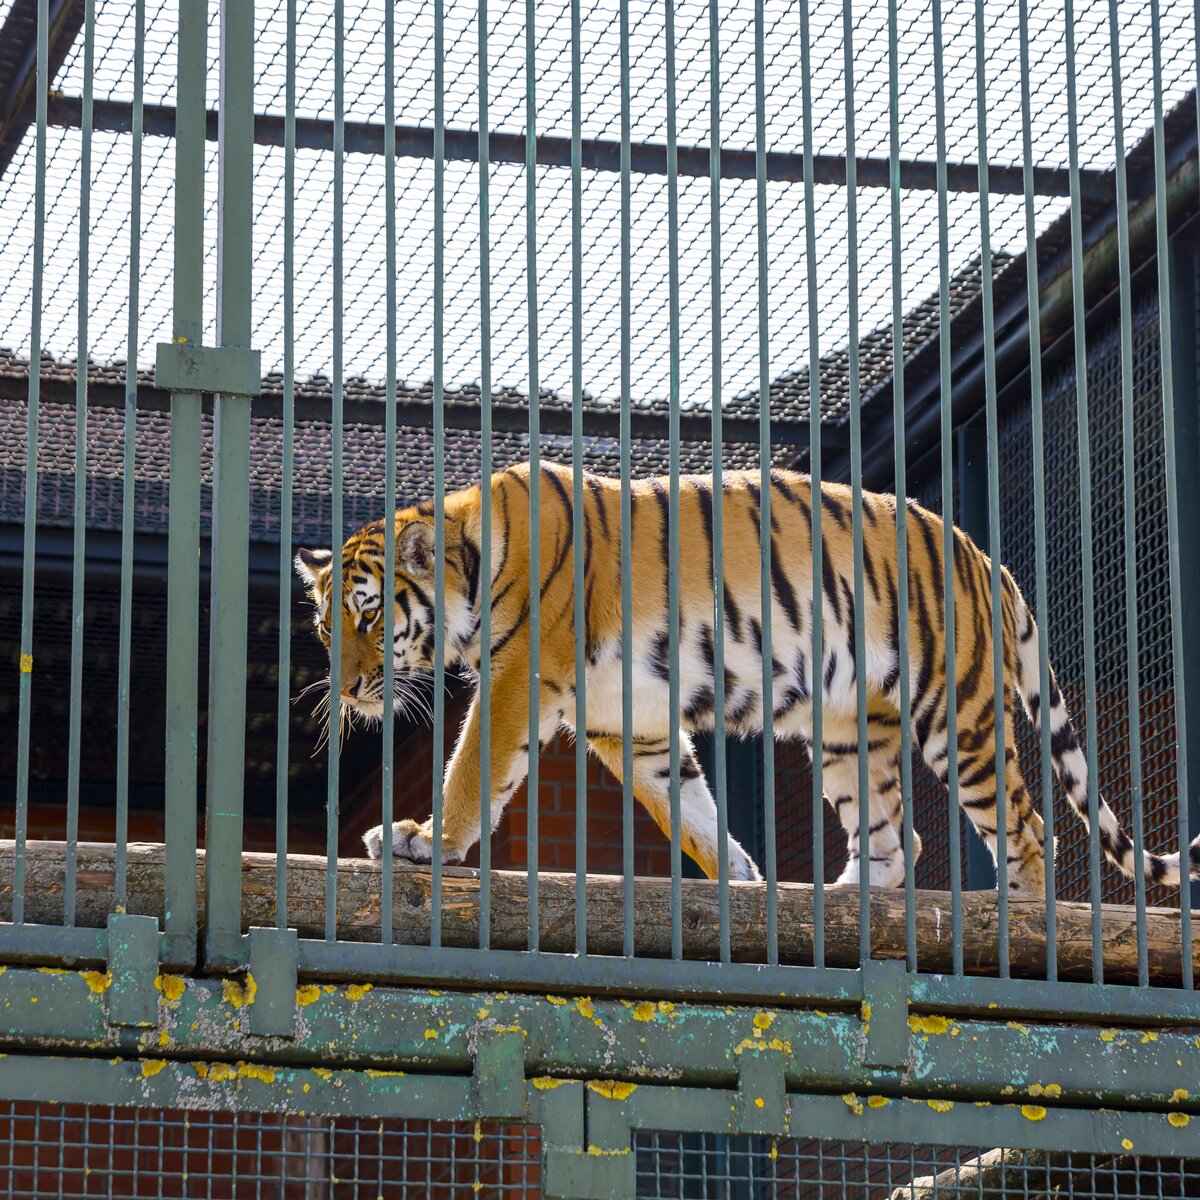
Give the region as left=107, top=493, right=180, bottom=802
left=295, top=461, right=1200, bottom=895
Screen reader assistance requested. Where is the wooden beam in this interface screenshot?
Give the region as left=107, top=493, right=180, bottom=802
left=1, top=841, right=1196, bottom=986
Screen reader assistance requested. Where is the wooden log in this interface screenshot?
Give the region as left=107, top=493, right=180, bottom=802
left=1, top=841, right=1197, bottom=986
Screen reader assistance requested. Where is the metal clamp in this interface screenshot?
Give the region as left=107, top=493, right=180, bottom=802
left=472, top=1027, right=527, bottom=1121
left=155, top=340, right=261, bottom=396
left=106, top=913, right=161, bottom=1028
left=860, top=959, right=911, bottom=1070
left=246, top=927, right=299, bottom=1038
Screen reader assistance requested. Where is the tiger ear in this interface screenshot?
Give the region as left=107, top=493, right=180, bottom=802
left=294, top=546, right=333, bottom=589
left=397, top=520, right=435, bottom=580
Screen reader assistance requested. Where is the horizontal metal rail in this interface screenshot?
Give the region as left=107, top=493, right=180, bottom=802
left=42, top=93, right=1117, bottom=198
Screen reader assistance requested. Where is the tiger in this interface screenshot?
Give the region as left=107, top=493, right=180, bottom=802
left=295, top=461, right=1200, bottom=896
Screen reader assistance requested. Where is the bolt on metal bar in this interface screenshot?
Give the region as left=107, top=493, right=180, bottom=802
left=619, top=0, right=635, bottom=960
left=11, top=0, right=48, bottom=928
left=64, top=0, right=94, bottom=926
left=276, top=0, right=297, bottom=933
left=799, top=0, right=824, bottom=969
left=708, top=0, right=730, bottom=967
left=162, top=0, right=205, bottom=969
left=842, top=0, right=871, bottom=963
left=1150, top=0, right=1194, bottom=991
left=754, top=0, right=777, bottom=967
left=115, top=0, right=144, bottom=918
left=431, top=0, right=447, bottom=948
left=477, top=0, right=493, bottom=953
left=931, top=0, right=963, bottom=977
left=205, top=0, right=255, bottom=968
left=665, top=0, right=683, bottom=963
left=325, top=0, right=344, bottom=945
left=525, top=0, right=541, bottom=953
left=1064, top=0, right=1104, bottom=983
left=1105, top=0, right=1147, bottom=988
left=381, top=0, right=397, bottom=942
left=886, top=0, right=917, bottom=973
left=1019, top=0, right=1057, bottom=982
left=973, top=0, right=1009, bottom=978
left=570, top=0, right=587, bottom=957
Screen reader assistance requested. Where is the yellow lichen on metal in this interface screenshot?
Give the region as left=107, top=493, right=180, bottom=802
left=364, top=1069, right=406, bottom=1078
left=546, top=995, right=568, bottom=1006
left=140, top=1060, right=167, bottom=1078
left=587, top=1080, right=637, bottom=1101
left=1021, top=1105, right=1047, bottom=1121
left=424, top=1028, right=438, bottom=1040
left=1027, top=1083, right=1061, bottom=1099
left=19, top=653, right=32, bottom=673
left=907, top=1015, right=951, bottom=1036
left=296, top=985, right=321, bottom=1007
left=753, top=1011, right=777, bottom=1030
left=1168, top=1113, right=1191, bottom=1128
left=867, top=1096, right=889, bottom=1109
left=158, top=1030, right=170, bottom=1048
left=842, top=1093, right=863, bottom=1116
left=476, top=1007, right=489, bottom=1019
left=1006, top=1022, right=1029, bottom=1036
left=81, top=971, right=112, bottom=994
left=1170, top=1088, right=1189, bottom=1103
left=1140, top=1031, right=1159, bottom=1044
left=1100, top=1029, right=1118, bottom=1043
left=347, top=983, right=373, bottom=1001
left=754, top=1098, right=765, bottom=1108
left=926, top=1099, right=954, bottom=1113
left=733, top=1037, right=791, bottom=1056
left=238, top=1063, right=276, bottom=1084
left=155, top=975, right=186, bottom=1003
left=222, top=977, right=257, bottom=1009
left=575, top=997, right=595, bottom=1020
left=37, top=967, right=68, bottom=975
left=584, top=1146, right=631, bottom=1157
left=632, top=1002, right=656, bottom=1022
left=532, top=1076, right=575, bottom=1090
left=1121, top=1138, right=1134, bottom=1151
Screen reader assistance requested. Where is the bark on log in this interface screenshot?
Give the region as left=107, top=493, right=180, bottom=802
left=1, top=841, right=1197, bottom=986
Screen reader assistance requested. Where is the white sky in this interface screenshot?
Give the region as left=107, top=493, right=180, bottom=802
left=0, top=0, right=1195, bottom=411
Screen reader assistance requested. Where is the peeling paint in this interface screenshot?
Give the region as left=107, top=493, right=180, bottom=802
left=587, top=1080, right=637, bottom=1100
left=296, top=986, right=321, bottom=1007
left=1020, top=1105, right=1047, bottom=1121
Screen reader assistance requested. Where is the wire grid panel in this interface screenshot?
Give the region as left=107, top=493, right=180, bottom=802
left=0, top=1103, right=541, bottom=1199
left=634, top=1134, right=1200, bottom=1200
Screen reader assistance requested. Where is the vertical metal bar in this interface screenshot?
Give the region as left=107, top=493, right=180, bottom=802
left=619, top=0, right=635, bottom=959
left=477, top=0, right=493, bottom=952
left=708, top=0, right=730, bottom=967
left=525, top=0, right=541, bottom=951
left=276, top=0, right=297, bottom=933
left=12, top=0, right=49, bottom=927
left=205, top=0, right=255, bottom=968
left=1063, top=0, right=1105, bottom=983
left=381, top=0, right=397, bottom=942
left=163, top=0, right=206, bottom=968
left=972, top=0, right=1009, bottom=978
left=798, top=0, right=824, bottom=968
left=753, top=0, right=777, bottom=966
left=932, top=0, right=962, bottom=975
left=431, top=0, right=447, bottom=949
left=326, top=0, right=345, bottom=945
left=886, top=0, right=916, bottom=972
left=116, top=0, right=145, bottom=918
left=570, top=0, right=587, bottom=957
left=1150, top=0, right=1194, bottom=988
left=665, top=0, right=683, bottom=962
left=842, top=0, right=871, bottom=964
left=1106, top=0, right=1146, bottom=984
left=1019, top=0, right=1057, bottom=980
left=65, top=0, right=95, bottom=926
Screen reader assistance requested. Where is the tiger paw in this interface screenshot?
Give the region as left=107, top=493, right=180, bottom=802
left=363, top=819, right=463, bottom=865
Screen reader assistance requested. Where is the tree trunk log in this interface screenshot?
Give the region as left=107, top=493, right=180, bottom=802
left=1, top=841, right=1196, bottom=985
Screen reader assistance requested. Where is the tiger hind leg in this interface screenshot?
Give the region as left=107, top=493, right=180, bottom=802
left=587, top=733, right=763, bottom=882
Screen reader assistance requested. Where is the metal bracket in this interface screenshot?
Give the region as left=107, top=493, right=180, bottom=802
left=734, top=1051, right=788, bottom=1135
left=860, top=959, right=911, bottom=1070
left=540, top=1081, right=635, bottom=1200
left=106, top=914, right=160, bottom=1028
left=472, top=1027, right=527, bottom=1121
left=246, top=927, right=299, bottom=1038
left=155, top=339, right=261, bottom=396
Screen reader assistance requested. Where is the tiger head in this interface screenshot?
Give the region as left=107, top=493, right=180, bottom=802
left=295, top=517, right=446, bottom=726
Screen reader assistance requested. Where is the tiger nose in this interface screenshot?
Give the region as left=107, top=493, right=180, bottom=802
left=341, top=676, right=363, bottom=699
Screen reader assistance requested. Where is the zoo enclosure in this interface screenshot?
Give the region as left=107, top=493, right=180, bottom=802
left=0, top=0, right=1199, bottom=1192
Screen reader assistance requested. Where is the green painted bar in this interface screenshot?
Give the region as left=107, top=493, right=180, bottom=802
left=798, top=0, right=824, bottom=968
left=708, top=0, right=730, bottom=966
left=161, top=0, right=205, bottom=970
left=1149, top=0, right=1194, bottom=990
left=64, top=0, right=95, bottom=927
left=930, top=0, right=963, bottom=977
left=619, top=0, right=635, bottom=959
left=477, top=0, right=494, bottom=951
left=525, top=0, right=541, bottom=951
left=664, top=0, right=683, bottom=962
left=753, top=0, right=777, bottom=966
left=115, top=0, right=145, bottom=916
left=205, top=0, right=256, bottom=968
left=1063, top=0, right=1105, bottom=983
left=13, top=0, right=50, bottom=929
left=972, top=0, right=1009, bottom=977
left=886, top=0, right=916, bottom=971
left=1018, top=0, right=1057, bottom=981
left=276, top=0, right=297, bottom=931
